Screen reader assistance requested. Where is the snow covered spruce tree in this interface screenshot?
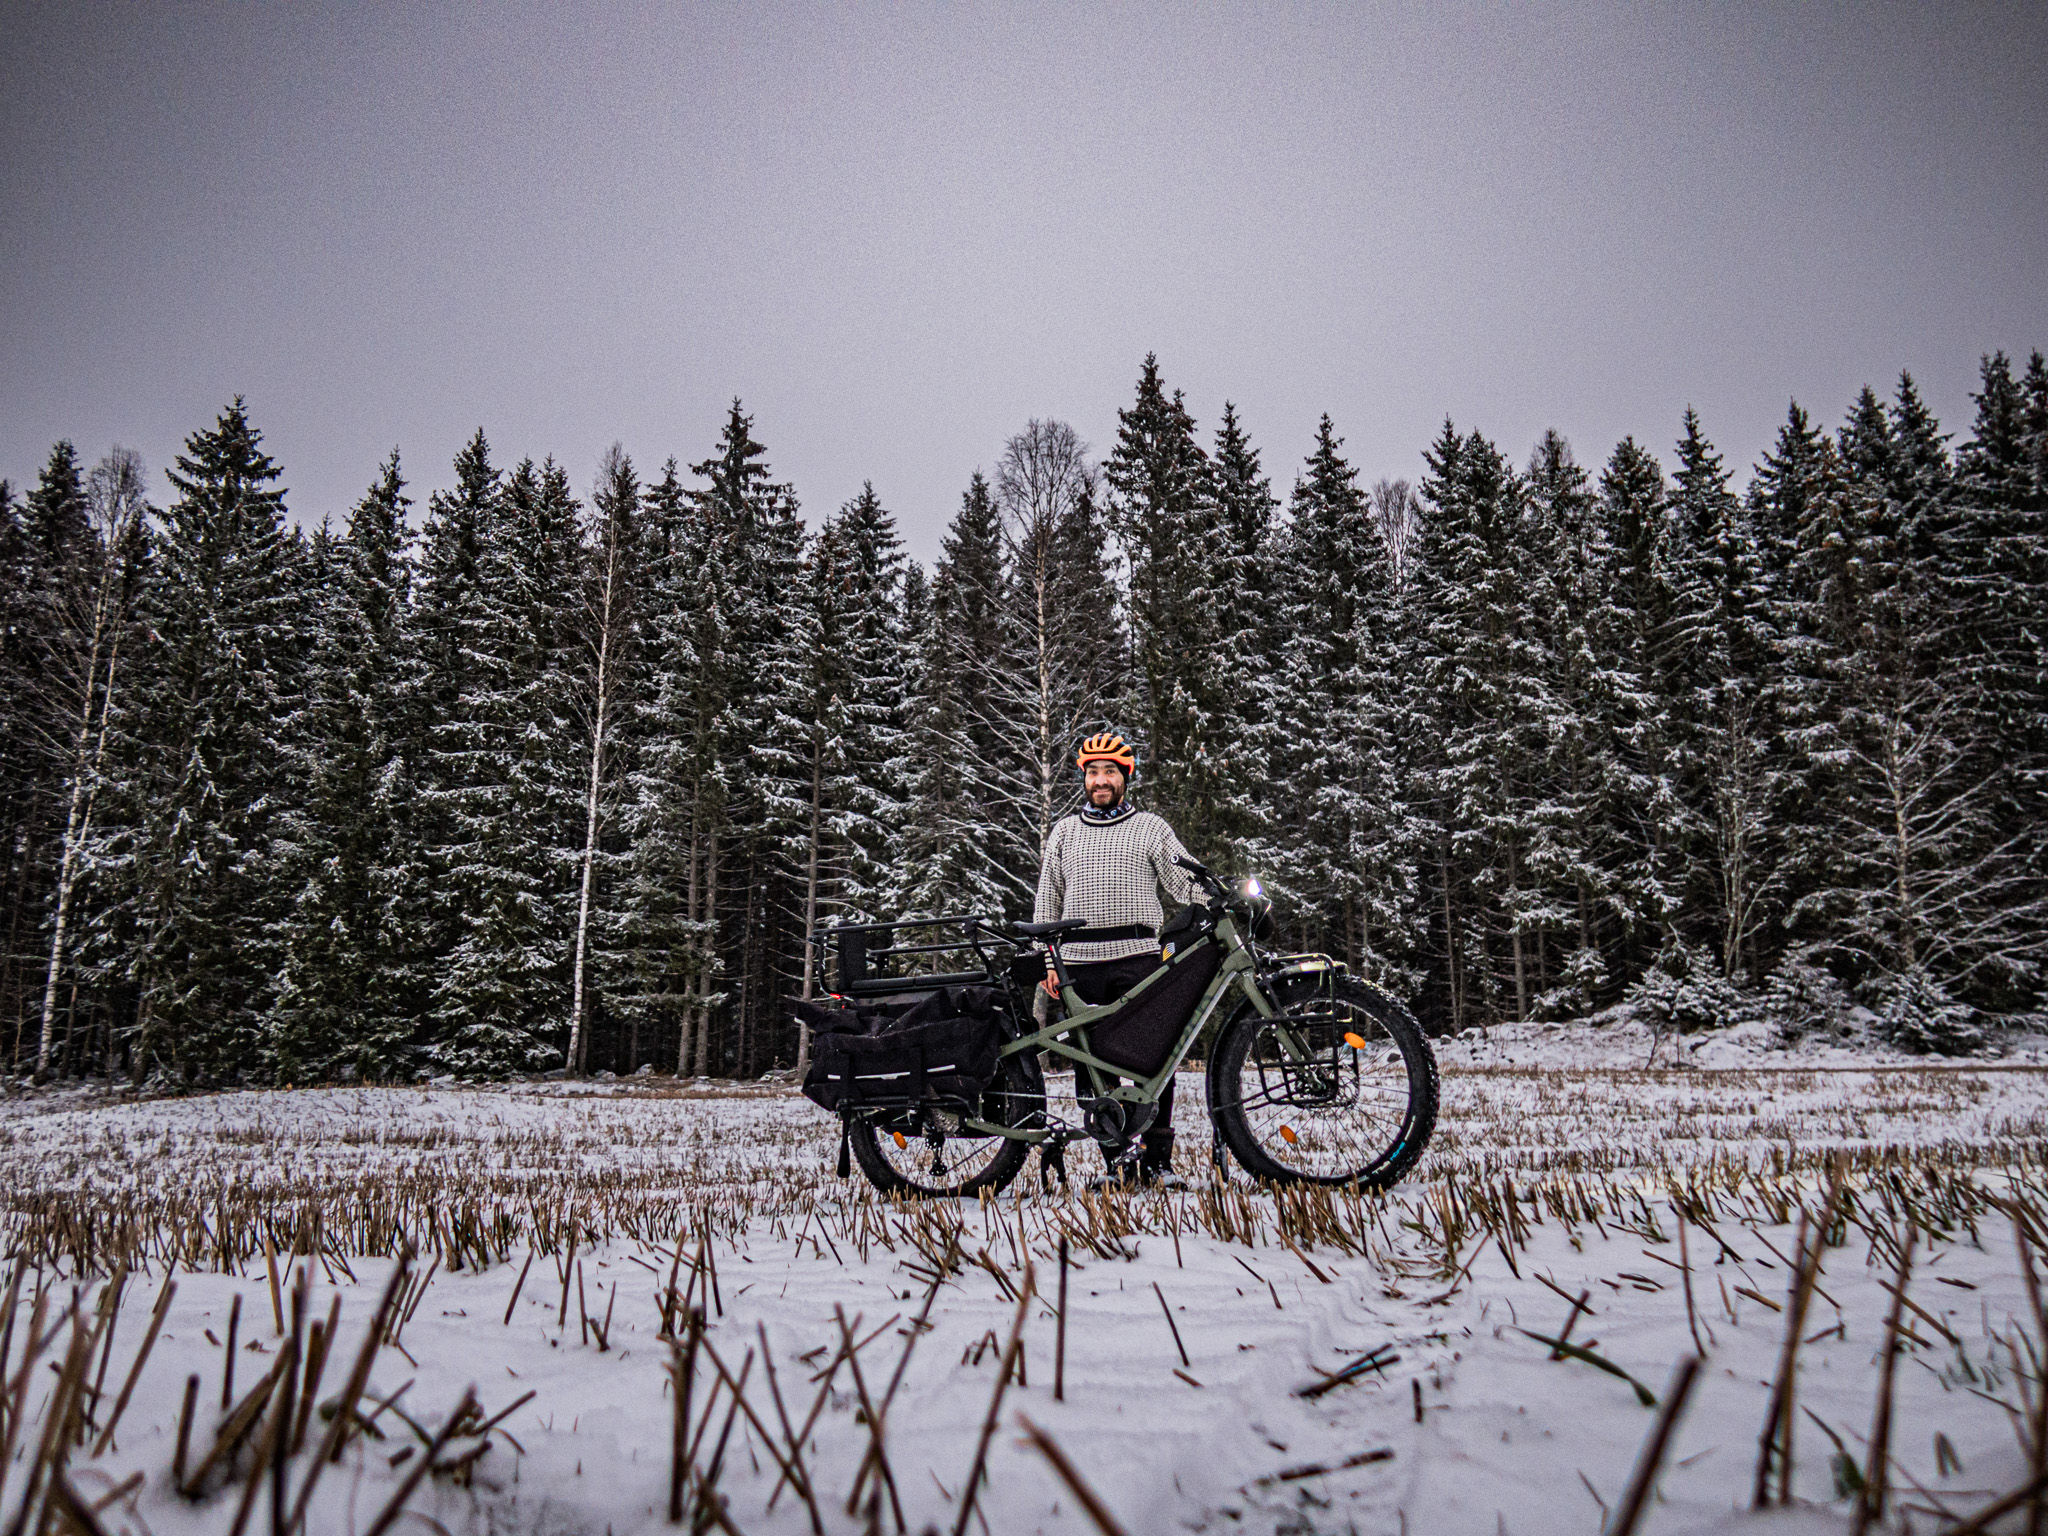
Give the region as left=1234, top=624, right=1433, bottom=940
left=422, top=457, right=586, bottom=1075
left=110, top=400, right=310, bottom=1083
left=1263, top=416, right=1417, bottom=984
left=1411, top=422, right=1557, bottom=1027
left=764, top=486, right=911, bottom=1071
left=1939, top=352, right=2048, bottom=1015
left=1660, top=408, right=1784, bottom=987
left=1, top=446, right=90, bottom=1060
left=405, top=428, right=500, bottom=1017
left=270, top=452, right=427, bottom=1079
left=620, top=458, right=741, bottom=1079
left=1520, top=430, right=1636, bottom=1014
left=1777, top=376, right=2038, bottom=1048
left=687, top=403, right=809, bottom=1076
left=817, top=484, right=910, bottom=921
left=894, top=472, right=1033, bottom=918
left=1104, top=357, right=1236, bottom=856
left=1203, top=402, right=1282, bottom=852
left=1586, top=436, right=1688, bottom=988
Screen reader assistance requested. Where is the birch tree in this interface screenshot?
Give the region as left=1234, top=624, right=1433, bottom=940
left=36, top=448, right=148, bottom=1075
left=994, top=420, right=1124, bottom=860
left=566, top=445, right=642, bottom=1072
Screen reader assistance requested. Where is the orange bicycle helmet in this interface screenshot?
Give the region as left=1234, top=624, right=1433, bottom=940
left=1075, top=732, right=1137, bottom=774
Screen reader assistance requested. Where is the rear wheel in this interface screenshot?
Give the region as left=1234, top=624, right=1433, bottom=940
left=847, top=1050, right=1043, bottom=1197
left=1211, top=974, right=1436, bottom=1188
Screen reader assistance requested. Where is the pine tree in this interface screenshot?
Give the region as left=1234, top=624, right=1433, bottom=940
left=1753, top=403, right=1849, bottom=962
left=1416, top=422, right=1565, bottom=1022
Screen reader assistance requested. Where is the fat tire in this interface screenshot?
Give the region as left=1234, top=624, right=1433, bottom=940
left=1210, top=974, right=1437, bottom=1188
left=846, top=1051, right=1041, bottom=1198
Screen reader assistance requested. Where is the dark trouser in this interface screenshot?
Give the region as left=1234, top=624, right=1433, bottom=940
left=1067, top=953, right=1175, bottom=1167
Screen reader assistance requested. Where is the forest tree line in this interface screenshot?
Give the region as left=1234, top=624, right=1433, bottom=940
left=3, top=349, right=2045, bottom=1084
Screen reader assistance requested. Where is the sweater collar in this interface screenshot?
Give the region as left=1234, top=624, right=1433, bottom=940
left=1079, top=800, right=1137, bottom=824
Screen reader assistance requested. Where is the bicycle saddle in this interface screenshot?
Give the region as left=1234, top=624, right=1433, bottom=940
left=1009, top=917, right=1087, bottom=938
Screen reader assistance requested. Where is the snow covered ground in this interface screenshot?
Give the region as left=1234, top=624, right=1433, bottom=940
left=1, top=1051, right=2042, bottom=1536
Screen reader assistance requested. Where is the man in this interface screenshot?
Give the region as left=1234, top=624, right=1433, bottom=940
left=1033, top=732, right=1202, bottom=1183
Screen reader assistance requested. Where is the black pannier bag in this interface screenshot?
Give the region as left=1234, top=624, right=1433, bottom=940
left=1088, top=936, right=1221, bottom=1077
left=799, top=985, right=1003, bottom=1114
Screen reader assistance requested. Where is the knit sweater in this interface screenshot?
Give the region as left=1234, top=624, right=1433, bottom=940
left=1032, top=809, right=1202, bottom=963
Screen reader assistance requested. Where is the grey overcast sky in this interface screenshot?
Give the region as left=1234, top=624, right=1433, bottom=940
left=3, top=2, right=2044, bottom=560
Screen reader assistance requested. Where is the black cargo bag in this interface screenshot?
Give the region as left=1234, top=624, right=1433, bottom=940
left=799, top=985, right=1003, bottom=1113
left=1088, top=938, right=1222, bottom=1076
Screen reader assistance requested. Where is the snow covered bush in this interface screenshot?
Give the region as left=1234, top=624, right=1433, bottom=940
left=1876, top=966, right=1984, bottom=1055
left=1760, top=955, right=1858, bottom=1045
left=1622, top=941, right=1756, bottom=1036
left=1533, top=945, right=1608, bottom=1022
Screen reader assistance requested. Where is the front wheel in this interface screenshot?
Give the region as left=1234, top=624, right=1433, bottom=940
left=1210, top=974, right=1437, bottom=1188
left=847, top=1050, right=1043, bottom=1198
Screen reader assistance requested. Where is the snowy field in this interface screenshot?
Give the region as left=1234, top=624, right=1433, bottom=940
left=0, top=1045, right=2043, bottom=1536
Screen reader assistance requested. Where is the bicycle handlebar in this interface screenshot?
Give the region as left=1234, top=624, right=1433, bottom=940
left=1173, top=854, right=1230, bottom=902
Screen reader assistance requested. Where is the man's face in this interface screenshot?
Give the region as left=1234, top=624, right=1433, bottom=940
left=1084, top=760, right=1127, bottom=807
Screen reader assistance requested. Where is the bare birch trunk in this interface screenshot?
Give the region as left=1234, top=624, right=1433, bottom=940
left=566, top=707, right=606, bottom=1073
left=39, top=469, right=139, bottom=1078
left=1034, top=536, right=1056, bottom=855
left=567, top=495, right=628, bottom=1075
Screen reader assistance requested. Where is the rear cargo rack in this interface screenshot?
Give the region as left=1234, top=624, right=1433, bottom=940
left=809, top=913, right=1017, bottom=997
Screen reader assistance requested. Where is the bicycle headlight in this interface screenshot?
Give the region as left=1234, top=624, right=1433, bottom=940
left=1236, top=875, right=1274, bottom=938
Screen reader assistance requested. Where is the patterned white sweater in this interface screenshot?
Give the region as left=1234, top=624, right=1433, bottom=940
left=1032, top=809, right=1202, bottom=963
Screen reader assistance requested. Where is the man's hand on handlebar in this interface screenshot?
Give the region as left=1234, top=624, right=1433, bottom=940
left=1173, top=854, right=1229, bottom=902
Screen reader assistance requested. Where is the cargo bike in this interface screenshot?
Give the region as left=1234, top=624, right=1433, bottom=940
left=799, top=858, right=1438, bottom=1196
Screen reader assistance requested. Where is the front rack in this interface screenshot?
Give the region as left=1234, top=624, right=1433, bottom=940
left=809, top=913, right=1019, bottom=997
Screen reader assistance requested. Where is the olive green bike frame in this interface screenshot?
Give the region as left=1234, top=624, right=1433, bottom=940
left=958, top=914, right=1340, bottom=1143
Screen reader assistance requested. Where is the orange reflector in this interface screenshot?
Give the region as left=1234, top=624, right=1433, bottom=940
left=1343, top=1031, right=1368, bottom=1049
left=892, top=1131, right=907, bottom=1149
left=1279, top=1125, right=1298, bottom=1145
